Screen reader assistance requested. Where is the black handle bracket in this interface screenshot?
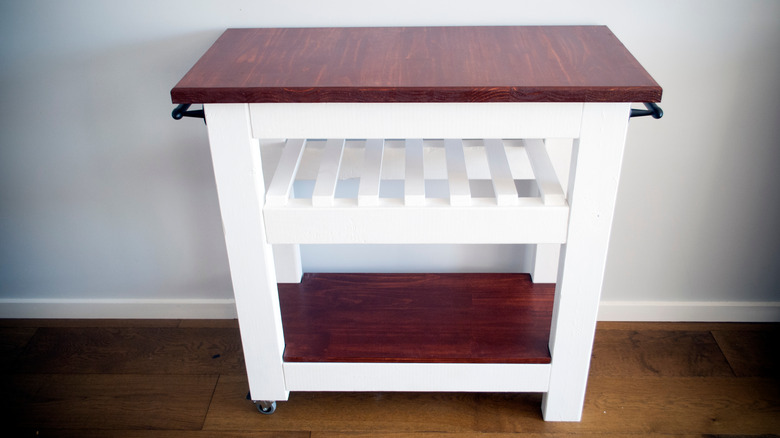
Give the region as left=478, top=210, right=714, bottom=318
left=172, top=104, right=205, bottom=121
left=630, top=102, right=663, bottom=119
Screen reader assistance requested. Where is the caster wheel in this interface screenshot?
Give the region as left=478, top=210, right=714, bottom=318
left=255, top=400, right=277, bottom=415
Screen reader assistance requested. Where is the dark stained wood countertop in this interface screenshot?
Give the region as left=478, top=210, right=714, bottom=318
left=171, top=26, right=661, bottom=104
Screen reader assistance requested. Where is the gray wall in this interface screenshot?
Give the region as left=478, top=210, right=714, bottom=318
left=1, top=0, right=779, bottom=320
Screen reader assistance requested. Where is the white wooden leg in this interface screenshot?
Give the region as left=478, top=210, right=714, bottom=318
left=273, top=244, right=303, bottom=283
left=528, top=138, right=571, bottom=283
left=542, top=103, right=631, bottom=421
left=271, top=179, right=303, bottom=283
left=205, top=103, right=289, bottom=401
left=529, top=243, right=560, bottom=283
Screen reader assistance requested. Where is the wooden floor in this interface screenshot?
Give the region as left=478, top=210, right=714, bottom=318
left=1, top=319, right=778, bottom=437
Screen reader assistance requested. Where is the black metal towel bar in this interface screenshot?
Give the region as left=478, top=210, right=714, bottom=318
left=172, top=102, right=663, bottom=121
left=630, top=102, right=663, bottom=119
left=171, top=104, right=205, bottom=120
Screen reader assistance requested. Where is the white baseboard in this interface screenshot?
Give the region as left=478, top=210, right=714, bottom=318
left=598, top=300, right=780, bottom=322
left=0, top=298, right=238, bottom=319
left=1, top=297, right=778, bottom=322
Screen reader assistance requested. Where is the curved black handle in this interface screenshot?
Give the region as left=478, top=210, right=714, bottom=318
left=172, top=103, right=205, bottom=120
left=630, top=102, right=663, bottom=119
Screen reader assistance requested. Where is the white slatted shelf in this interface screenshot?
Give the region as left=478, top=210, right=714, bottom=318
left=263, top=138, right=569, bottom=245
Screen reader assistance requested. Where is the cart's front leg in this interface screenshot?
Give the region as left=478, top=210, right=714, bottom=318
left=543, top=103, right=631, bottom=421
left=205, top=103, right=289, bottom=403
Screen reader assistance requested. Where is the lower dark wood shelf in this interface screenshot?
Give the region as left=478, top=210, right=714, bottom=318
left=279, top=273, right=553, bottom=364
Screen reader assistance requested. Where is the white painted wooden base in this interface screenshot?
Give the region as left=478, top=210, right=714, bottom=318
left=283, top=362, right=551, bottom=393
left=203, top=101, right=637, bottom=421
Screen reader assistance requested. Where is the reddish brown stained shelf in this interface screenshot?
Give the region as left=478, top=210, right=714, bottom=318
left=171, top=26, right=661, bottom=104
left=278, top=273, right=553, bottom=364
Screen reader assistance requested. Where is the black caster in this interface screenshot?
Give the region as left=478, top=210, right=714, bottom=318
left=255, top=400, right=277, bottom=415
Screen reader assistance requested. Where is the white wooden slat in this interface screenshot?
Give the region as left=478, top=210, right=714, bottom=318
left=444, top=139, right=471, bottom=206
left=357, top=139, right=385, bottom=206
left=404, top=138, right=426, bottom=206
left=265, top=139, right=307, bottom=206
left=311, top=138, right=346, bottom=207
left=484, top=139, right=518, bottom=206
left=284, top=362, right=551, bottom=393
left=524, top=139, right=567, bottom=206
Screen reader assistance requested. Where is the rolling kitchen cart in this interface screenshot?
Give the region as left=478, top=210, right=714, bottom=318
left=171, top=26, right=662, bottom=421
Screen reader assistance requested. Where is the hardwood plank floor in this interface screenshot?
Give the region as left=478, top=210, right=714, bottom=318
left=1, top=319, right=778, bottom=437
left=3, top=374, right=218, bottom=431
left=13, top=327, right=245, bottom=375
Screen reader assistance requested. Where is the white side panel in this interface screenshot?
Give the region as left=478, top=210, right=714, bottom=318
left=284, top=362, right=551, bottom=393
left=542, top=103, right=631, bottom=421
left=250, top=103, right=583, bottom=139
left=204, top=103, right=289, bottom=401
left=265, top=199, right=569, bottom=244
